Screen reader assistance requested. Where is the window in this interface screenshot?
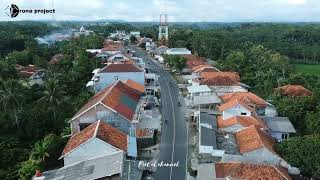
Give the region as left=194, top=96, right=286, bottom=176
left=282, top=133, right=288, bottom=139
left=114, top=76, right=119, bottom=80
left=241, top=112, right=247, bottom=115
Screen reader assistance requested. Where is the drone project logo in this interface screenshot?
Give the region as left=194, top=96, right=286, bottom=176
left=5, top=4, right=19, bottom=18
left=5, top=4, right=55, bottom=18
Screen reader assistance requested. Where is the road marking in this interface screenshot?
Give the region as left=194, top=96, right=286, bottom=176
left=165, top=77, right=176, bottom=180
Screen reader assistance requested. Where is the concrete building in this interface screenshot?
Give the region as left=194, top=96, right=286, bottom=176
left=262, top=116, right=296, bottom=142
left=60, top=120, right=128, bottom=165
left=92, top=63, right=145, bottom=91
left=165, top=48, right=192, bottom=55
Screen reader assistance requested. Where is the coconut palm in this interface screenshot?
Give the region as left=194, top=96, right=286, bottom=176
left=0, top=79, right=24, bottom=128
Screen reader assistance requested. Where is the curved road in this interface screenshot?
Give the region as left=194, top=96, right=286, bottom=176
left=131, top=46, right=188, bottom=180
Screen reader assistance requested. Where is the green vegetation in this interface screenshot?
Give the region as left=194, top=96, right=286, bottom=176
left=275, top=135, right=320, bottom=179
left=295, top=64, right=320, bottom=75
left=1, top=21, right=320, bottom=179
left=0, top=22, right=103, bottom=179
left=163, top=55, right=187, bottom=72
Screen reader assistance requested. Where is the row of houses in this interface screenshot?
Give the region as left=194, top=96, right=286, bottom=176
left=150, top=46, right=309, bottom=179
left=33, top=38, right=162, bottom=180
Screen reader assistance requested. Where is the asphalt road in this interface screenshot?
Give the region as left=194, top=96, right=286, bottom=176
left=131, top=46, right=188, bottom=180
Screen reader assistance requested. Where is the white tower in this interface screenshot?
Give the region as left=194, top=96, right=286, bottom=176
left=159, top=0, right=168, bottom=41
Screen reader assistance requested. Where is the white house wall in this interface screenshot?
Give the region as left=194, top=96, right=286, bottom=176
left=222, top=105, right=251, bottom=120
left=64, top=137, right=121, bottom=166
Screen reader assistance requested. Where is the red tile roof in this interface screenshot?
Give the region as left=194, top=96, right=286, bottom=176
left=181, top=54, right=207, bottom=69
left=276, top=85, right=313, bottom=97
left=72, top=80, right=141, bottom=121
left=103, top=41, right=123, bottom=51
left=200, top=72, right=240, bottom=81
left=16, top=64, right=42, bottom=78
left=218, top=99, right=255, bottom=113
left=215, top=163, right=292, bottom=180
left=123, top=79, right=145, bottom=93
left=192, top=64, right=220, bottom=73
left=100, top=63, right=143, bottom=73
left=217, top=115, right=266, bottom=129
left=221, top=92, right=267, bottom=108
left=236, top=125, right=276, bottom=154
left=199, top=76, right=241, bottom=86
left=49, top=54, right=64, bottom=65
left=61, top=120, right=127, bottom=157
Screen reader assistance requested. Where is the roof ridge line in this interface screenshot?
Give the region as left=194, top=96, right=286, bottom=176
left=100, top=80, right=120, bottom=104
left=94, top=120, right=101, bottom=137
left=272, top=165, right=289, bottom=180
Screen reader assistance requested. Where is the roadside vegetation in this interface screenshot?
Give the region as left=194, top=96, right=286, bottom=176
left=1, top=22, right=320, bottom=179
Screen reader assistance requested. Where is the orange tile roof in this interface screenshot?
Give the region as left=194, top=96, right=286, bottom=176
left=16, top=64, right=42, bottom=78
left=192, top=64, right=220, bottom=73
left=236, top=125, right=276, bottom=154
left=215, top=163, right=292, bottom=180
left=123, top=79, right=145, bottom=93
left=276, top=85, right=313, bottom=97
left=72, top=80, right=141, bottom=121
left=221, top=92, right=267, bottom=108
left=217, top=115, right=266, bottom=129
left=61, top=120, right=127, bottom=157
left=181, top=54, right=207, bottom=69
left=218, top=99, right=255, bottom=113
left=200, top=72, right=240, bottom=81
left=199, top=76, right=240, bottom=86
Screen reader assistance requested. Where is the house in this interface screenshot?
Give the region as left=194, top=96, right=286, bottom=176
left=200, top=72, right=240, bottom=82
left=234, top=125, right=283, bottom=165
left=93, top=63, right=145, bottom=91
left=195, top=111, right=225, bottom=159
left=186, top=84, right=221, bottom=107
left=220, top=92, right=273, bottom=116
left=218, top=99, right=255, bottom=120
left=16, top=64, right=45, bottom=86
left=217, top=115, right=266, bottom=133
left=191, top=64, right=220, bottom=76
left=109, top=31, right=126, bottom=40
left=33, top=154, right=122, bottom=180
left=70, top=80, right=143, bottom=137
left=165, top=48, right=192, bottom=55
left=212, top=162, right=292, bottom=180
left=73, top=26, right=93, bottom=37
left=146, top=41, right=157, bottom=51
left=48, top=54, right=64, bottom=65
left=195, top=76, right=248, bottom=96
left=262, top=116, right=296, bottom=142
left=122, top=79, right=145, bottom=94
left=60, top=120, right=129, bottom=166
left=276, top=85, right=313, bottom=97
left=130, top=31, right=141, bottom=38
left=106, top=52, right=130, bottom=63
left=154, top=45, right=170, bottom=55
left=102, top=40, right=123, bottom=54
left=182, top=54, right=207, bottom=69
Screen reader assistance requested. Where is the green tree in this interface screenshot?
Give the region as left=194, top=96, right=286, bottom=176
left=18, top=159, right=41, bottom=180
left=0, top=79, right=25, bottom=128
left=275, top=135, right=320, bottom=178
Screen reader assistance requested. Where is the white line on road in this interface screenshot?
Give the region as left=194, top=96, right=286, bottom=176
left=166, top=78, right=176, bottom=180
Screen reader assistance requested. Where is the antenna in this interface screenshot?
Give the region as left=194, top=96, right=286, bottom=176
left=158, top=0, right=169, bottom=43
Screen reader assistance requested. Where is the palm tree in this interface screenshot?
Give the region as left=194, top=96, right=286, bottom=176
left=0, top=79, right=24, bottom=128
left=38, top=78, right=66, bottom=122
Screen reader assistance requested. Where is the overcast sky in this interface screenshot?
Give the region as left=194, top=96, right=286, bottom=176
left=1, top=0, right=320, bottom=22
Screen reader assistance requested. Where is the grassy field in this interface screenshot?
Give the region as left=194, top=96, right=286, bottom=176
left=295, top=64, right=320, bottom=75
